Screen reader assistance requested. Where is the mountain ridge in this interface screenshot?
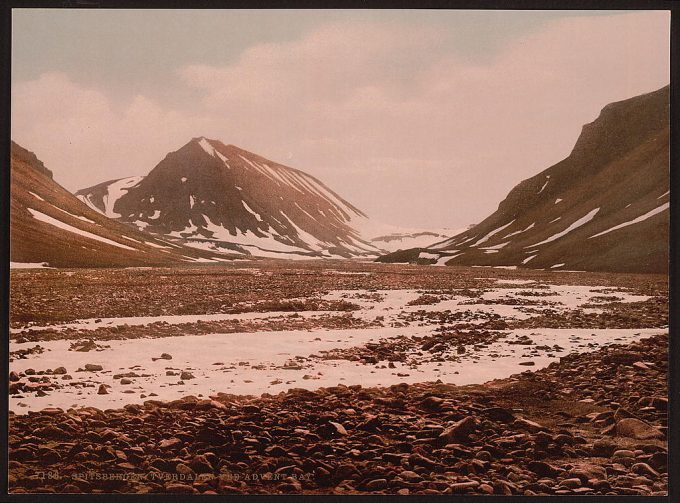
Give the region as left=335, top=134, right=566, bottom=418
left=378, top=85, right=669, bottom=273
left=10, top=141, right=235, bottom=268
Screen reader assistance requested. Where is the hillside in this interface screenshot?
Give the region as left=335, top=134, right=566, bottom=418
left=10, top=141, right=234, bottom=268
left=379, top=86, right=669, bottom=273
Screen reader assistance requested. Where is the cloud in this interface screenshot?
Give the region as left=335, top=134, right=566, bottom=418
left=12, top=72, right=205, bottom=190
left=12, top=12, right=669, bottom=227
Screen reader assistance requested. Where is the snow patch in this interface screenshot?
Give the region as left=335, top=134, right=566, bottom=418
left=242, top=201, right=263, bottom=222
left=528, top=208, right=600, bottom=247
left=10, top=262, right=51, bottom=269
left=522, top=255, right=537, bottom=264
left=481, top=241, right=510, bottom=250
left=470, top=220, right=516, bottom=247
left=27, top=208, right=137, bottom=251
left=589, top=202, right=669, bottom=239
left=198, top=137, right=216, bottom=156
left=101, top=176, right=143, bottom=218
left=504, top=222, right=534, bottom=238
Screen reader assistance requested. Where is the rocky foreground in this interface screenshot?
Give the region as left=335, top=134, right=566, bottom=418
left=9, top=333, right=667, bottom=495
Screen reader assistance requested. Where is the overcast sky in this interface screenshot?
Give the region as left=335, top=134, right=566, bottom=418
left=12, top=9, right=669, bottom=229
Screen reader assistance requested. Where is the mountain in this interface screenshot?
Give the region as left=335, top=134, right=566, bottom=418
left=77, top=138, right=457, bottom=259
left=10, top=141, right=233, bottom=268
left=378, top=86, right=669, bottom=273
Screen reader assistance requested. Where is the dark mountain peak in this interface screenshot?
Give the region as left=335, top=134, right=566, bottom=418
left=77, top=137, right=377, bottom=258
left=11, top=141, right=53, bottom=179
left=569, top=85, right=669, bottom=164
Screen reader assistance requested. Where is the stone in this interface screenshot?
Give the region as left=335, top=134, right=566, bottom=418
left=438, top=417, right=477, bottom=444
left=365, top=478, right=388, bottom=491
left=159, top=438, right=182, bottom=450
left=52, top=367, right=67, bottom=375
left=165, top=483, right=198, bottom=494
left=560, top=478, right=582, bottom=489
left=482, top=407, right=515, bottom=423
left=97, top=384, right=108, bottom=395
left=631, top=463, right=659, bottom=478
left=180, top=371, right=195, bottom=380
left=615, top=418, right=663, bottom=440
left=329, top=421, right=347, bottom=436
left=399, top=471, right=422, bottom=482
left=612, top=449, right=636, bottom=459
left=592, top=439, right=618, bottom=457
left=514, top=418, right=548, bottom=433
left=569, top=463, right=607, bottom=482
left=528, top=461, right=563, bottom=478
left=648, top=452, right=667, bottom=472
left=422, top=396, right=445, bottom=410
left=84, top=364, right=103, bottom=372
left=190, top=454, right=214, bottom=474
left=451, top=481, right=480, bottom=493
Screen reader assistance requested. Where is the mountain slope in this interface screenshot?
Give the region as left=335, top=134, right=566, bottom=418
left=379, top=86, right=669, bottom=273
left=77, top=138, right=455, bottom=258
left=10, top=141, right=234, bottom=268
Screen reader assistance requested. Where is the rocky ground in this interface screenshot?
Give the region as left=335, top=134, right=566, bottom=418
left=8, top=262, right=668, bottom=494
left=8, top=332, right=667, bottom=495
left=9, top=261, right=667, bottom=328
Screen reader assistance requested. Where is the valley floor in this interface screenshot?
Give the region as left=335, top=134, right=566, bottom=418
left=7, top=260, right=669, bottom=494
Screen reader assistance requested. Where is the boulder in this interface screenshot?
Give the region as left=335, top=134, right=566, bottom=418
left=438, top=417, right=477, bottom=444
left=615, top=418, right=663, bottom=440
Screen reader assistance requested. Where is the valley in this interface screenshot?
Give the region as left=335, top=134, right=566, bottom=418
left=7, top=260, right=668, bottom=494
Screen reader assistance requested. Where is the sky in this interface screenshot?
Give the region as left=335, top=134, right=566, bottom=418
left=11, top=9, right=670, bottom=229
